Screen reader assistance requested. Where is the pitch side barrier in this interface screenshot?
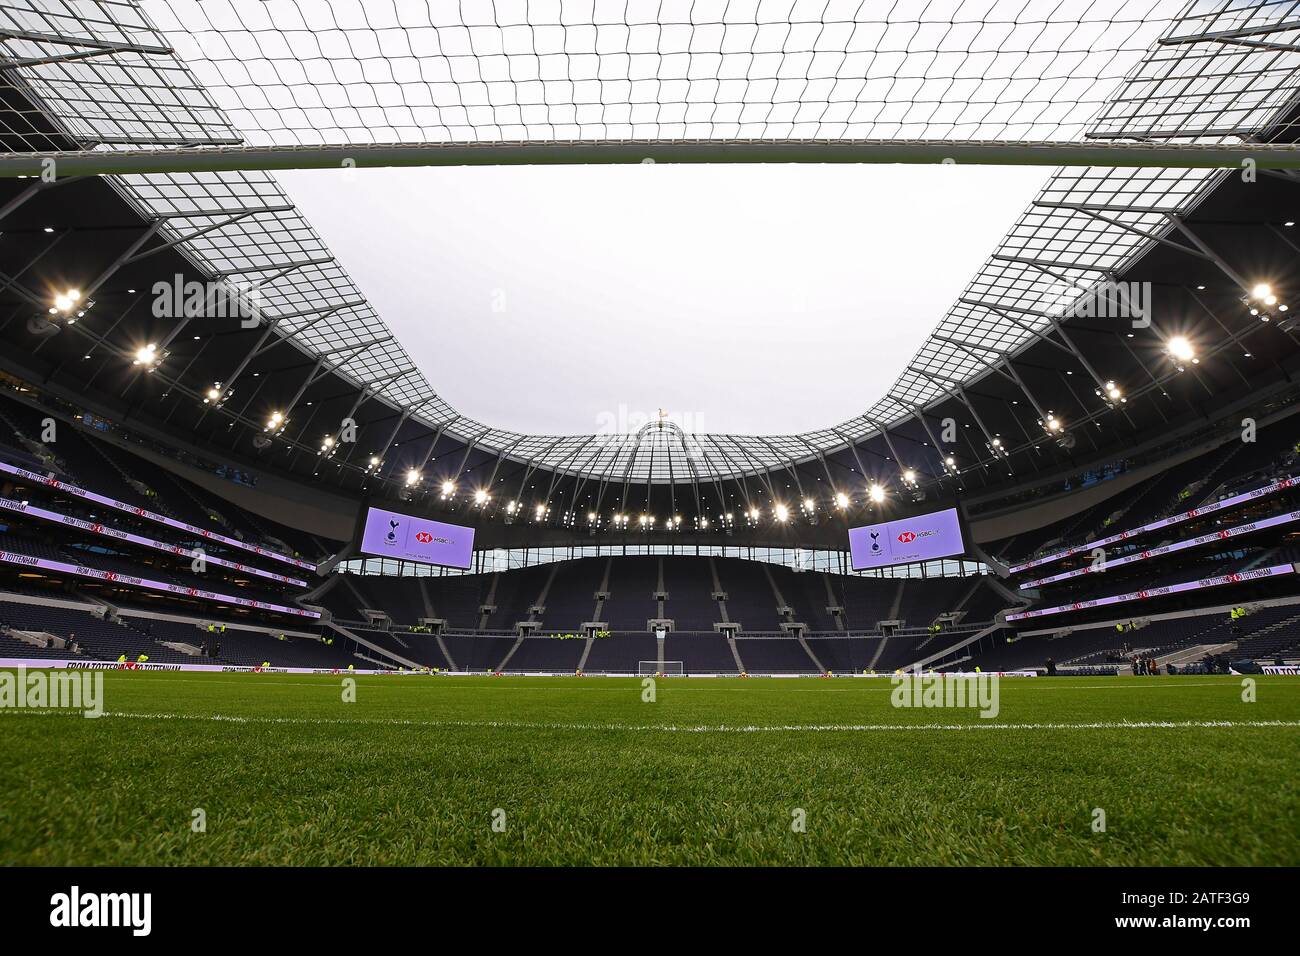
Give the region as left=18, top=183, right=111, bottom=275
left=0, top=496, right=309, bottom=588
left=1019, top=508, right=1300, bottom=589
left=1010, top=475, right=1299, bottom=575
left=0, top=658, right=386, bottom=674
left=0, top=549, right=320, bottom=618
left=1006, top=564, right=1296, bottom=622
left=0, top=660, right=1046, bottom=678
left=442, top=670, right=1040, bottom=678
left=0, top=460, right=316, bottom=572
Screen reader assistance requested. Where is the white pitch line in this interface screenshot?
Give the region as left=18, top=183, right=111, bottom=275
left=87, top=675, right=1273, bottom=694
left=6, top=711, right=1293, bottom=733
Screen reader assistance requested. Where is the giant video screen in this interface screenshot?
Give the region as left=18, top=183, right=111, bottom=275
left=848, top=506, right=966, bottom=571
left=358, top=506, right=475, bottom=570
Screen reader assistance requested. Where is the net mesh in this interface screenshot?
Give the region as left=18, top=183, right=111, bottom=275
left=151, top=0, right=1173, bottom=146
left=1, top=1, right=1298, bottom=153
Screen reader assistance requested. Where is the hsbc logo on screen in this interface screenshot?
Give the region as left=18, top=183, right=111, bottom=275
left=413, top=529, right=453, bottom=546
left=896, top=528, right=940, bottom=543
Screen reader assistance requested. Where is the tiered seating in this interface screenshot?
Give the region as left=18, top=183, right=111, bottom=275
left=782, top=569, right=838, bottom=631
left=506, top=636, right=586, bottom=672
left=1237, top=627, right=1300, bottom=660
left=351, top=576, right=428, bottom=624
left=961, top=580, right=1008, bottom=621
left=343, top=625, right=445, bottom=668
left=662, top=556, right=717, bottom=630
left=133, top=617, right=355, bottom=669
left=840, top=576, right=896, bottom=629
left=425, top=575, right=485, bottom=629
left=0, top=632, right=72, bottom=659
left=1002, top=422, right=1299, bottom=568
left=314, top=557, right=1009, bottom=640
left=0, top=599, right=191, bottom=662
left=485, top=565, right=551, bottom=630
left=663, top=632, right=737, bottom=673
left=540, top=558, right=602, bottom=629
left=715, top=560, right=780, bottom=630
left=733, top=636, right=815, bottom=673
left=582, top=632, right=656, bottom=672
left=0, top=389, right=331, bottom=565
left=871, top=634, right=942, bottom=672
left=896, top=576, right=968, bottom=627
left=940, top=632, right=1094, bottom=672
left=441, top=634, right=519, bottom=670
left=602, top=556, right=658, bottom=629
left=804, top=636, right=877, bottom=671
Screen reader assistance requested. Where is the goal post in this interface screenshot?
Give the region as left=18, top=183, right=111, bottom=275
left=638, top=661, right=683, bottom=676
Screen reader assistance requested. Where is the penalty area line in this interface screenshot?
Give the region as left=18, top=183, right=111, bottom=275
left=4, top=711, right=1297, bottom=733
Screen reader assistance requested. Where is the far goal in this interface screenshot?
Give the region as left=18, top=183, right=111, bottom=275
left=638, top=661, right=683, bottom=676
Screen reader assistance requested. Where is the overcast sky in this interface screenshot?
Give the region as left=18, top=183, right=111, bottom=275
left=143, top=0, right=1165, bottom=435
left=278, top=162, right=1048, bottom=435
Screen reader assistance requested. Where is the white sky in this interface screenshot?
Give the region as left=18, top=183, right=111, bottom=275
left=278, top=162, right=1049, bottom=435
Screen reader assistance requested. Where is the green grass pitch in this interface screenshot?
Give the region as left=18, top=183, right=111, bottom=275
left=1, top=671, right=1297, bottom=866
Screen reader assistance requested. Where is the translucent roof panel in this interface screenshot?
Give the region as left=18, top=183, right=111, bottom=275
left=5, top=1, right=1300, bottom=481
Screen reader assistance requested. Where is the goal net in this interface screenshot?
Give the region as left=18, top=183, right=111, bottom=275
left=28, top=1, right=1295, bottom=167
left=639, top=661, right=683, bottom=676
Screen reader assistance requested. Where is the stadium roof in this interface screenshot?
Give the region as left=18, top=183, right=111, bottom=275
left=3, top=0, right=1300, bottom=487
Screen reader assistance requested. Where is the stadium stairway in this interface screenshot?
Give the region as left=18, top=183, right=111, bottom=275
left=325, top=620, right=422, bottom=669
left=911, top=621, right=1008, bottom=671
left=796, top=633, right=827, bottom=672
left=707, top=557, right=730, bottom=629
left=726, top=633, right=746, bottom=672
left=951, top=575, right=989, bottom=618
left=478, top=573, right=501, bottom=630
left=416, top=576, right=436, bottom=619
left=820, top=572, right=846, bottom=632
left=887, top=579, right=905, bottom=622
left=866, top=629, right=891, bottom=671
left=1158, top=642, right=1237, bottom=671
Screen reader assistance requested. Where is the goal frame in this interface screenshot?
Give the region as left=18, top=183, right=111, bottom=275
left=638, top=661, right=683, bottom=676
